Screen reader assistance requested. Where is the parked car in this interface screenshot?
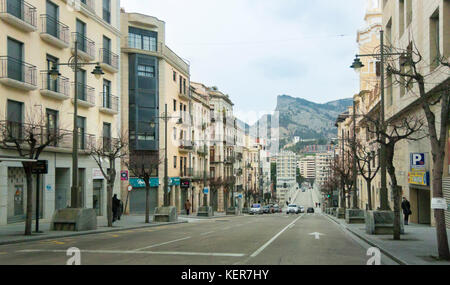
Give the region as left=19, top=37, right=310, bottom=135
left=299, top=206, right=305, bottom=213
left=273, top=205, right=281, bottom=213
left=262, top=205, right=271, bottom=214
left=250, top=204, right=263, bottom=215
left=307, top=207, right=315, bottom=213
left=287, top=204, right=300, bottom=214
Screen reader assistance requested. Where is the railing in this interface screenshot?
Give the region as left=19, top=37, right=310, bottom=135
left=181, top=168, right=193, bottom=178
left=179, top=140, right=193, bottom=150
left=210, top=155, right=222, bottom=163
left=122, top=36, right=161, bottom=54
left=0, top=0, right=37, bottom=28
left=0, top=56, right=36, bottom=86
left=40, top=14, right=69, bottom=44
left=99, top=48, right=119, bottom=70
left=40, top=71, right=69, bottom=96
left=100, top=92, right=118, bottom=112
left=0, top=121, right=95, bottom=150
left=73, top=82, right=95, bottom=105
left=72, top=32, right=95, bottom=59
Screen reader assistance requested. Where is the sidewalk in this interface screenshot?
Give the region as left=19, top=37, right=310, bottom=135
left=0, top=215, right=187, bottom=246
left=325, top=214, right=450, bottom=265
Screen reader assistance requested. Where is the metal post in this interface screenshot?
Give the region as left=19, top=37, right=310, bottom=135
left=379, top=30, right=389, bottom=210
left=352, top=99, right=358, bottom=209
left=203, top=143, right=207, bottom=207
left=71, top=39, right=79, bottom=209
left=35, top=173, right=41, bottom=233
left=341, top=129, right=345, bottom=209
left=164, top=104, right=169, bottom=207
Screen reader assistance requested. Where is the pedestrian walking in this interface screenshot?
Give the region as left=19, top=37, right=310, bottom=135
left=112, top=194, right=120, bottom=222
left=185, top=199, right=192, bottom=216
left=401, top=197, right=412, bottom=225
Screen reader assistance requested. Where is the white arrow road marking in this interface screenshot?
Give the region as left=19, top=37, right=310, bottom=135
left=309, top=232, right=325, bottom=240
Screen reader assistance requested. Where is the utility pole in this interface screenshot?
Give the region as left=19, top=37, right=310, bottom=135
left=352, top=99, right=358, bottom=209
left=71, top=39, right=79, bottom=208
left=379, top=30, right=389, bottom=210
left=164, top=104, right=169, bottom=207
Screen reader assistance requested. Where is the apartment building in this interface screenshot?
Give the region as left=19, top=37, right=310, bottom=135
left=120, top=11, right=191, bottom=215
left=208, top=86, right=234, bottom=212
left=0, top=0, right=121, bottom=225
left=190, top=82, right=211, bottom=212
left=276, top=150, right=297, bottom=205
left=315, top=152, right=334, bottom=188
left=381, top=0, right=450, bottom=227
left=298, top=155, right=316, bottom=179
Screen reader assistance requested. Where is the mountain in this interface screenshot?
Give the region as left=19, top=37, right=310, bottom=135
left=252, top=95, right=353, bottom=147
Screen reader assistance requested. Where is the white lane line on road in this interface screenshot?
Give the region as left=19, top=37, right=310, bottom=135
left=249, top=215, right=303, bottom=258
left=200, top=231, right=215, bottom=236
left=18, top=249, right=245, bottom=257
left=134, top=237, right=191, bottom=251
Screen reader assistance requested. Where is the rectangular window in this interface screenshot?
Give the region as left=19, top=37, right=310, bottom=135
left=46, top=54, right=59, bottom=92
left=183, top=78, right=186, bottom=94
left=76, top=19, right=87, bottom=52
left=103, top=0, right=111, bottom=24
left=137, top=65, right=155, bottom=78
left=173, top=71, right=177, bottom=82
left=46, top=109, right=58, bottom=146
left=174, top=156, right=177, bottom=168
left=7, top=37, right=24, bottom=82
left=430, top=9, right=440, bottom=71
left=128, top=27, right=157, bottom=52
left=103, top=79, right=111, bottom=108
left=77, top=116, right=86, bottom=149
left=406, top=0, right=413, bottom=27
left=173, top=99, right=177, bottom=111
left=7, top=100, right=23, bottom=140
left=76, top=69, right=86, bottom=100
left=399, top=0, right=405, bottom=37
left=103, top=122, right=111, bottom=152
left=179, top=75, right=183, bottom=93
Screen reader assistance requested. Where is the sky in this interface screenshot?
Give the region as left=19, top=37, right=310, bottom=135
left=121, top=0, right=367, bottom=124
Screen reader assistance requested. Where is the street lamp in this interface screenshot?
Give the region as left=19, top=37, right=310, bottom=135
left=48, top=39, right=104, bottom=209
left=151, top=104, right=182, bottom=207
left=350, top=29, right=410, bottom=211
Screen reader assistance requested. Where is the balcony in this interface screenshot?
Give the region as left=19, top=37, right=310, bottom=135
left=79, top=0, right=95, bottom=15
left=40, top=72, right=70, bottom=100
left=71, top=32, right=96, bottom=61
left=0, top=0, right=37, bottom=32
left=0, top=56, right=37, bottom=90
left=99, top=92, right=119, bottom=115
left=39, top=14, right=69, bottom=49
left=122, top=37, right=162, bottom=56
left=180, top=168, right=193, bottom=178
left=224, top=156, right=235, bottom=164
left=178, top=90, right=190, bottom=101
left=99, top=48, right=119, bottom=73
left=197, top=145, right=208, bottom=157
left=179, top=140, right=194, bottom=153
left=0, top=121, right=95, bottom=152
left=72, top=82, right=95, bottom=108
left=210, top=155, right=222, bottom=164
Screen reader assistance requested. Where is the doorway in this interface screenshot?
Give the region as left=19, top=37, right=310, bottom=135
left=93, top=179, right=103, bottom=216
left=55, top=168, right=70, bottom=210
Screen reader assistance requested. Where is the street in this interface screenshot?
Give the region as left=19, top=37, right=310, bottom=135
left=0, top=189, right=393, bottom=265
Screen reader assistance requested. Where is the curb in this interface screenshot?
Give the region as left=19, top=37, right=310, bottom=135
left=0, top=220, right=188, bottom=246
left=324, top=214, right=407, bottom=265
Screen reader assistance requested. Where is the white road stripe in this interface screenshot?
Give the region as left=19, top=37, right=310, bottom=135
left=250, top=215, right=303, bottom=258
left=200, top=231, right=215, bottom=236
left=18, top=249, right=245, bottom=257
left=134, top=237, right=191, bottom=251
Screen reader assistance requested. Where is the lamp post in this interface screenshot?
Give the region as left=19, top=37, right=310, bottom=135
left=350, top=30, right=410, bottom=211
left=150, top=104, right=182, bottom=207
left=49, top=39, right=104, bottom=209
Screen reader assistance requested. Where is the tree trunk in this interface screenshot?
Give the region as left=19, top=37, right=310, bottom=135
left=432, top=154, right=450, bottom=260
left=24, top=165, right=33, bottom=236
left=366, top=179, right=372, bottom=211
left=145, top=180, right=150, bottom=224
left=386, top=146, right=401, bottom=240
left=107, top=182, right=113, bottom=227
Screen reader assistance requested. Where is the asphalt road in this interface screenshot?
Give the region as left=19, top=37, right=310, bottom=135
left=0, top=211, right=396, bottom=265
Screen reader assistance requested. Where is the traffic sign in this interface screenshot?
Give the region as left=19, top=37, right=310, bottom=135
left=203, top=188, right=209, bottom=194
left=127, top=185, right=133, bottom=192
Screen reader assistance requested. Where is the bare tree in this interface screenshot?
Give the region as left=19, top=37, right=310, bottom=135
left=384, top=42, right=450, bottom=259
left=125, top=151, right=162, bottom=223
left=0, top=113, right=68, bottom=235
left=331, top=151, right=355, bottom=210
left=354, top=140, right=380, bottom=210
left=88, top=132, right=128, bottom=227
left=366, top=114, right=426, bottom=240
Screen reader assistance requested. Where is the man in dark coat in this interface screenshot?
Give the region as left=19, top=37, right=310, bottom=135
left=401, top=197, right=412, bottom=225
left=112, top=194, right=120, bottom=222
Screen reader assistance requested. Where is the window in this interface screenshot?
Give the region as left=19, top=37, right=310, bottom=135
left=46, top=1, right=59, bottom=38
left=173, top=99, right=177, bottom=111
left=174, top=156, right=177, bottom=168
left=138, top=65, right=155, bottom=78
left=76, top=19, right=87, bottom=52
left=430, top=9, right=440, bottom=71
left=406, top=0, right=412, bottom=27
left=46, top=54, right=59, bottom=92
left=103, top=0, right=111, bottom=24
left=46, top=109, right=58, bottom=146
left=183, top=78, right=186, bottom=94
left=103, top=122, right=111, bottom=152
left=77, top=116, right=86, bottom=149
left=173, top=71, right=177, bottom=82
left=173, top=127, right=177, bottom=140
left=179, top=75, right=183, bottom=93
left=399, top=0, right=405, bottom=37
left=76, top=69, right=86, bottom=100
left=386, top=18, right=392, bottom=51
left=103, top=36, right=112, bottom=65
left=7, top=100, right=23, bottom=140
left=7, top=37, right=24, bottom=82
left=103, top=79, right=111, bottom=108
left=128, top=27, right=157, bottom=51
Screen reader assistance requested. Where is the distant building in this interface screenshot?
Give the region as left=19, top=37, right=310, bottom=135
left=298, top=156, right=316, bottom=179
left=276, top=151, right=297, bottom=205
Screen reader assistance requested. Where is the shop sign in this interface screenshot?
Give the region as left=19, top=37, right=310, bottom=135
left=129, top=177, right=159, bottom=188
left=410, top=153, right=426, bottom=171
left=121, top=171, right=129, bottom=181
left=92, top=168, right=104, bottom=180
left=203, top=188, right=209, bottom=194
left=408, top=171, right=430, bottom=186
left=170, top=177, right=181, bottom=186
left=431, top=198, right=447, bottom=210
left=31, top=160, right=48, bottom=174
left=180, top=179, right=190, bottom=189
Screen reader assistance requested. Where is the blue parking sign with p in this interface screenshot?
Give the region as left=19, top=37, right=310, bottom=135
left=411, top=153, right=425, bottom=170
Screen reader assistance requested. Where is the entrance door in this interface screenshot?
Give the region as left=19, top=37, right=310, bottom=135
left=14, top=185, right=24, bottom=216
left=93, top=179, right=103, bottom=216
left=55, top=168, right=69, bottom=210
left=417, top=189, right=431, bottom=224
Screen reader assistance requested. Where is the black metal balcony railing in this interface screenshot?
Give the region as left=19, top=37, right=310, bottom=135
left=0, top=56, right=36, bottom=86
left=0, top=121, right=95, bottom=150
left=80, top=0, right=95, bottom=12
left=181, top=168, right=193, bottom=178
left=99, top=48, right=119, bottom=70
left=100, top=92, right=119, bottom=112
left=40, top=14, right=69, bottom=44
left=72, top=32, right=95, bottom=59
left=179, top=140, right=194, bottom=150
left=0, top=0, right=37, bottom=27
left=73, top=82, right=95, bottom=105
left=40, top=71, right=69, bottom=96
